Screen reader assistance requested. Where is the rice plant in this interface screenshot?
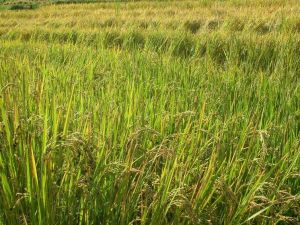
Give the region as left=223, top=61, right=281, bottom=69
left=0, top=1, right=299, bottom=225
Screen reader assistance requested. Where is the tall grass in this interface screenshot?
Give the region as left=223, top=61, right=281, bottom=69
left=0, top=1, right=299, bottom=224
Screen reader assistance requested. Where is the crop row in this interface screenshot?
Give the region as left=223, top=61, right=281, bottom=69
left=0, top=29, right=299, bottom=72
left=1, top=17, right=300, bottom=34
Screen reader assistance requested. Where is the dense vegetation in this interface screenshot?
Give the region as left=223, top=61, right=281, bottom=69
left=0, top=1, right=299, bottom=224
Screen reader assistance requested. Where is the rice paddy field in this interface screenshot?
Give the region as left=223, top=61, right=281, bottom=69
left=0, top=0, right=300, bottom=224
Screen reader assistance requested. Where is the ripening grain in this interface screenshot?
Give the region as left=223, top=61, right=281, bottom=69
left=0, top=1, right=299, bottom=225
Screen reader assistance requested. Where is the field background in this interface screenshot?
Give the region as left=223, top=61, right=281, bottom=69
left=0, top=0, right=299, bottom=224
